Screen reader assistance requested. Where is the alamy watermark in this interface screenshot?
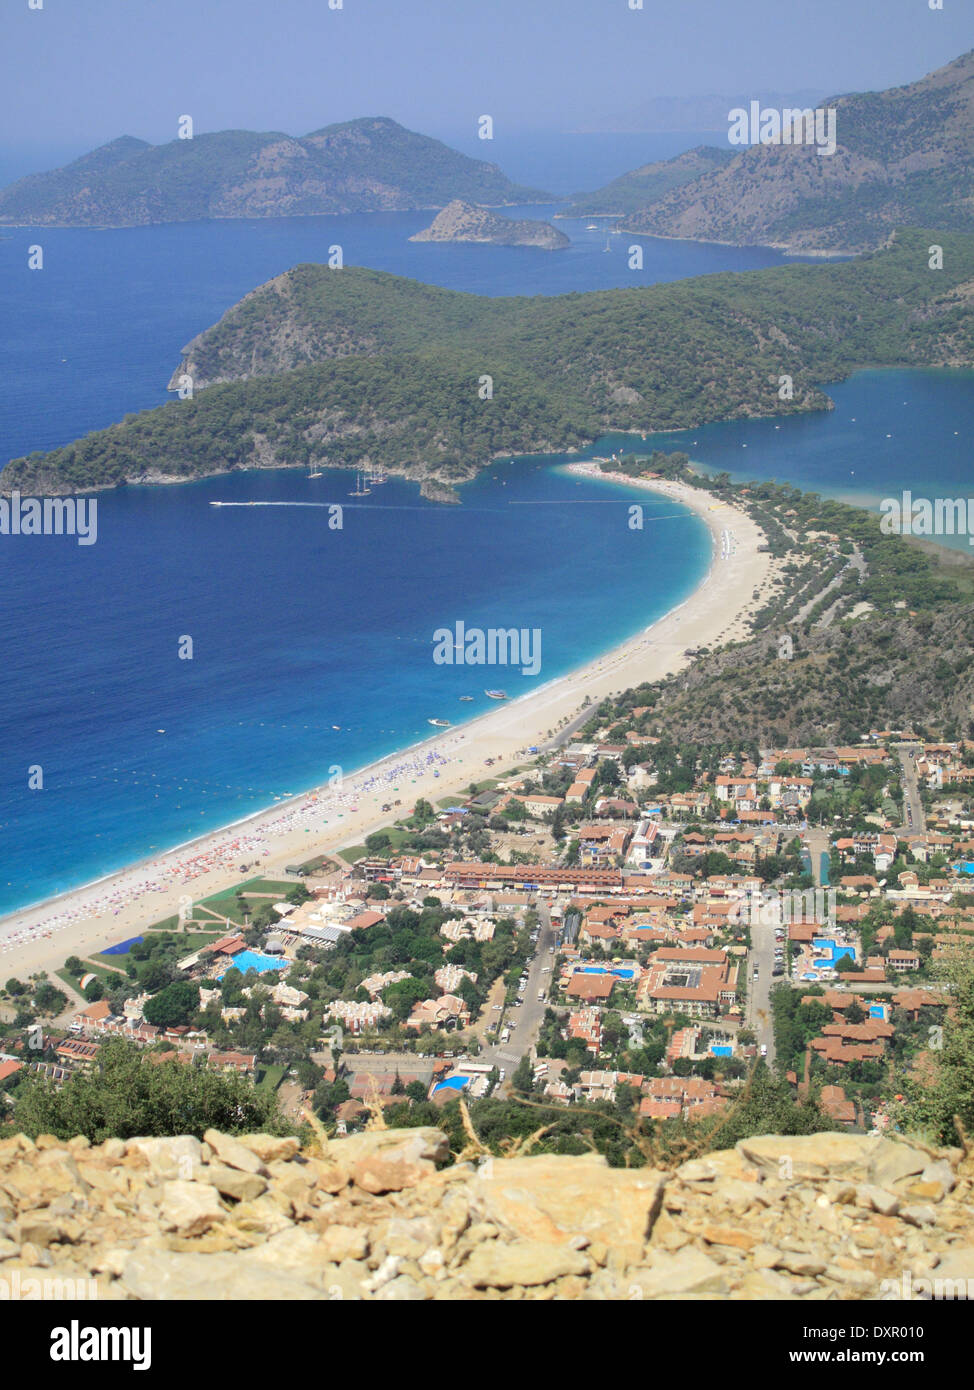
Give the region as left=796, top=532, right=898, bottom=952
left=739, top=887, right=836, bottom=929
left=880, top=491, right=974, bottom=545
left=432, top=620, right=542, bottom=677
left=0, top=492, right=97, bottom=545
left=881, top=1269, right=974, bottom=1300
left=728, top=102, right=837, bottom=157
left=2, top=1272, right=99, bottom=1301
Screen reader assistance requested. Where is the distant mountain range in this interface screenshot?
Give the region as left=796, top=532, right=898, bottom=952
left=0, top=118, right=548, bottom=227
left=575, top=90, right=825, bottom=134
left=570, top=50, right=974, bottom=253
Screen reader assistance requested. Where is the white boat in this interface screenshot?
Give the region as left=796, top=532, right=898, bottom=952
left=586, top=223, right=598, bottom=231
left=349, top=470, right=371, bottom=496
left=485, top=689, right=508, bottom=700
left=428, top=718, right=451, bottom=728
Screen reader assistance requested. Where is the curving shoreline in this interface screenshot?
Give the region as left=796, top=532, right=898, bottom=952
left=0, top=470, right=775, bottom=982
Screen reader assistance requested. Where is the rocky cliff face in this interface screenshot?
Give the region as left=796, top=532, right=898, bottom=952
left=411, top=200, right=570, bottom=249
left=2, top=1127, right=971, bottom=1300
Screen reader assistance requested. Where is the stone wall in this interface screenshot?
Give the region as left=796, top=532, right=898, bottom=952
left=1, top=1127, right=972, bottom=1300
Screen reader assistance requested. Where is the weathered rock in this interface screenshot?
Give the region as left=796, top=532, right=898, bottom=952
left=335, top=1128, right=448, bottom=1194
left=701, top=1225, right=759, bottom=1252
left=317, top=1224, right=369, bottom=1263
left=923, top=1247, right=974, bottom=1294
left=738, top=1133, right=879, bottom=1181
left=461, top=1240, right=591, bottom=1288
left=202, top=1130, right=268, bottom=1176
left=899, top=1204, right=937, bottom=1228
left=201, top=1164, right=268, bottom=1203
left=867, top=1140, right=929, bottom=1189
left=468, top=1154, right=664, bottom=1250
left=774, top=1253, right=827, bottom=1277
left=236, top=1135, right=301, bottom=1165
left=856, top=1185, right=901, bottom=1217
left=374, top=1274, right=427, bottom=1300
left=377, top=1216, right=438, bottom=1260
left=627, top=1249, right=729, bottom=1298
left=120, top=1249, right=323, bottom=1300
left=126, top=1136, right=203, bottom=1181
left=158, top=1180, right=227, bottom=1237
left=352, top=1154, right=430, bottom=1195
left=0, top=1126, right=968, bottom=1301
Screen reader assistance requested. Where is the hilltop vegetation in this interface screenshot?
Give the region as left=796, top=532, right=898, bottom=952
left=5, top=228, right=974, bottom=496
left=578, top=463, right=974, bottom=747
left=0, top=118, right=546, bottom=227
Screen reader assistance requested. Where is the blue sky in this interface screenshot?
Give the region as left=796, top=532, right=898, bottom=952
left=2, top=0, right=970, bottom=158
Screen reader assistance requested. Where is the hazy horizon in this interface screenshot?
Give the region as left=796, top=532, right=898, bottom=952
left=2, top=0, right=969, bottom=163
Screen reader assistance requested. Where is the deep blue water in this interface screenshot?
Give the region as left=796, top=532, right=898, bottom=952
left=0, top=456, right=709, bottom=914
left=1, top=190, right=971, bottom=916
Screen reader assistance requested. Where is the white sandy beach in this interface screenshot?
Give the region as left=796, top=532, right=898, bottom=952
left=0, top=470, right=776, bottom=982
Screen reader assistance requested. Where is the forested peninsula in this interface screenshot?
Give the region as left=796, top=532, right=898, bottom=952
left=3, top=229, right=973, bottom=498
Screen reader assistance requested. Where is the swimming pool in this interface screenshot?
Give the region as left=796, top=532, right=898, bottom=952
left=580, top=967, right=635, bottom=979
left=432, top=1075, right=470, bottom=1094
left=813, top=939, right=858, bottom=964
left=218, top=949, right=287, bottom=978
left=710, top=1044, right=733, bottom=1057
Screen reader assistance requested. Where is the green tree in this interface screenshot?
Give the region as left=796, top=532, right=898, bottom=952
left=34, top=982, right=68, bottom=1014
left=11, top=1039, right=291, bottom=1141
left=142, top=980, right=199, bottom=1029
left=900, top=954, right=974, bottom=1145
left=512, top=1054, right=534, bottom=1094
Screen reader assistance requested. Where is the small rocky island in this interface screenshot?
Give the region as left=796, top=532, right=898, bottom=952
left=411, top=199, right=570, bottom=249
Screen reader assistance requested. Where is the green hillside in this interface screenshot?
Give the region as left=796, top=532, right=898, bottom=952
left=4, top=228, right=973, bottom=496
left=0, top=118, right=547, bottom=227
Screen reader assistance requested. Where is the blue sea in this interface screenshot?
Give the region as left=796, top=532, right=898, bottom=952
left=1, top=146, right=972, bottom=915
left=638, top=369, right=974, bottom=554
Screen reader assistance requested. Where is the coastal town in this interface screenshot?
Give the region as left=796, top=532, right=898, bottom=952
left=2, top=456, right=973, bottom=1156
left=3, top=713, right=970, bottom=1149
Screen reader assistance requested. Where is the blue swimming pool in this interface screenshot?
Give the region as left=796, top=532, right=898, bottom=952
left=218, top=949, right=287, bottom=978
left=710, top=1044, right=733, bottom=1057
left=580, top=967, right=635, bottom=979
left=432, top=1075, right=469, bottom=1094
left=813, top=939, right=858, bottom=964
